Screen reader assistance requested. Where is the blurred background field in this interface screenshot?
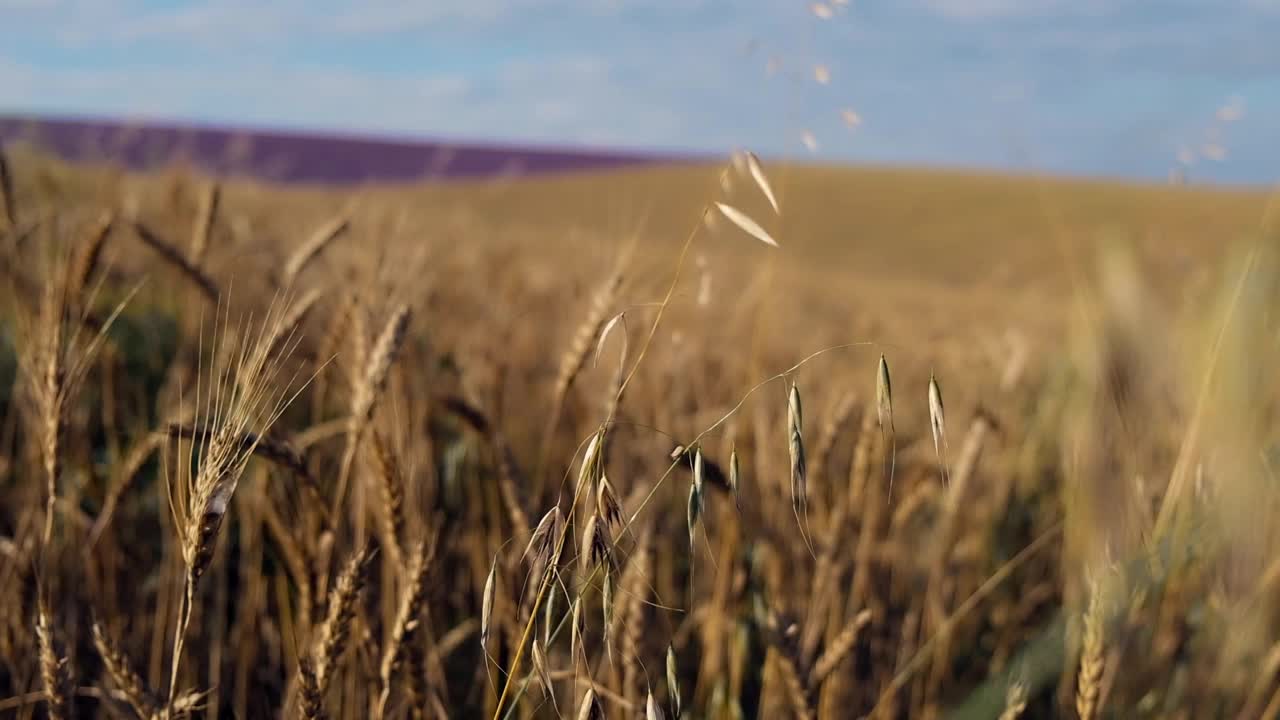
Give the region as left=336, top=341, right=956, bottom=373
left=2, top=3, right=1279, bottom=716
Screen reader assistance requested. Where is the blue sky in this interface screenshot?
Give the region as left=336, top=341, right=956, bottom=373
left=1, top=0, right=1277, bottom=182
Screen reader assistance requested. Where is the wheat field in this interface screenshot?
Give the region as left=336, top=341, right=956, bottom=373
left=1, top=144, right=1280, bottom=720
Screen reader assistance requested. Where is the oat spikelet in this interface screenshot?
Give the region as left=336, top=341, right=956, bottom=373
left=686, top=482, right=702, bottom=551
left=481, top=553, right=498, bottom=651
left=93, top=619, right=159, bottom=719
left=1076, top=581, right=1105, bottom=720
left=596, top=474, right=623, bottom=533
left=532, top=640, right=557, bottom=712
left=579, top=513, right=612, bottom=575
left=523, top=506, right=563, bottom=572
left=375, top=539, right=436, bottom=719
left=742, top=151, right=780, bottom=213
left=313, top=544, right=374, bottom=693
left=36, top=596, right=71, bottom=720
left=927, top=373, right=948, bottom=483
left=714, top=202, right=779, bottom=247
left=570, top=597, right=585, bottom=664
left=602, top=570, right=616, bottom=665
left=729, top=443, right=742, bottom=511
left=646, top=690, right=666, bottom=720
left=999, top=682, right=1028, bottom=720
left=189, top=181, right=219, bottom=266
left=577, top=687, right=604, bottom=720
left=876, top=355, right=896, bottom=496
left=282, top=215, right=349, bottom=287
left=788, top=382, right=808, bottom=518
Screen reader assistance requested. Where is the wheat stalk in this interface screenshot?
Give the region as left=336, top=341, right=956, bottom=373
left=92, top=619, right=159, bottom=719
left=36, top=595, right=71, bottom=720
left=165, top=299, right=306, bottom=711
left=282, top=215, right=349, bottom=288
left=374, top=538, right=436, bottom=719
left=333, top=304, right=411, bottom=518
left=130, top=220, right=219, bottom=302
left=189, top=181, right=219, bottom=266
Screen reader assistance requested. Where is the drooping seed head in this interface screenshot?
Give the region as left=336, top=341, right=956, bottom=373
left=532, top=639, right=554, bottom=702
left=579, top=513, right=612, bottom=575
left=602, top=571, right=615, bottom=664
left=686, top=482, right=702, bottom=549
left=693, top=448, right=706, bottom=497
left=577, top=688, right=605, bottom=720
left=578, top=430, right=604, bottom=494
left=570, top=596, right=585, bottom=662
left=523, top=506, right=563, bottom=569
left=647, top=690, right=666, bottom=720
left=743, top=151, right=780, bottom=214
left=596, top=474, right=623, bottom=532
left=788, top=382, right=807, bottom=516
left=928, top=373, right=947, bottom=478
left=876, top=355, right=893, bottom=431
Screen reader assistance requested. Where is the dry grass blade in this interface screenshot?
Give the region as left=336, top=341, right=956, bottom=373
left=282, top=215, right=349, bottom=287
left=715, top=202, right=779, bottom=247
left=130, top=220, right=219, bottom=302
